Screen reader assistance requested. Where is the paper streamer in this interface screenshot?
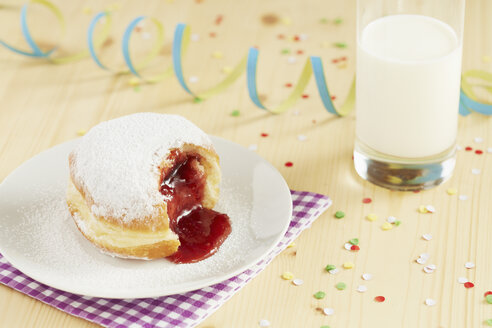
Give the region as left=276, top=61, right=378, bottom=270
left=0, top=0, right=491, bottom=116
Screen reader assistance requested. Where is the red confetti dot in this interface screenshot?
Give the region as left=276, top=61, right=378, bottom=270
left=209, top=32, right=216, bottom=38
left=215, top=15, right=223, bottom=25
left=302, top=94, right=309, bottom=99
left=362, top=197, right=372, bottom=204
left=285, top=83, right=293, bottom=88
left=297, top=50, right=304, bottom=55
left=465, top=146, right=473, bottom=151
left=294, top=35, right=300, bottom=41
left=350, top=245, right=360, bottom=251
left=464, top=282, right=474, bottom=289
left=332, top=59, right=339, bottom=64
left=374, top=296, right=385, bottom=302
left=277, top=34, right=285, bottom=39
left=261, top=133, right=269, bottom=137
left=312, top=119, right=317, bottom=124
left=484, top=291, right=492, bottom=297
left=135, top=26, right=142, bottom=32
left=475, top=150, right=483, bottom=155
left=285, top=161, right=293, bottom=167
left=331, top=95, right=336, bottom=100
left=340, top=56, right=347, bottom=61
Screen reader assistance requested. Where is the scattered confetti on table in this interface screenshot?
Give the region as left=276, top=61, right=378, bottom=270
left=374, top=296, right=385, bottom=303
left=230, top=109, right=240, bottom=116
left=425, top=298, right=436, bottom=306
left=343, top=262, right=354, bottom=269
left=422, top=234, right=433, bottom=241
left=362, top=273, right=372, bottom=281
left=297, top=134, right=307, bottom=142
left=292, top=279, right=304, bottom=286
left=465, top=262, right=475, bottom=269
left=366, top=213, right=378, bottom=222
left=381, top=222, right=393, bottom=231
left=464, top=282, right=475, bottom=289
left=325, top=264, right=336, bottom=272
left=248, top=144, right=258, bottom=151
left=356, top=285, right=367, bottom=293
left=281, top=272, right=294, bottom=280
left=362, top=197, right=372, bottom=204
left=423, top=264, right=436, bottom=274
left=323, top=308, right=335, bottom=316
left=459, top=194, right=469, bottom=201
left=259, top=319, right=271, bottom=327
left=284, top=161, right=293, bottom=167
left=447, top=188, right=458, bottom=195
left=77, top=129, right=87, bottom=136
left=458, top=277, right=468, bottom=284
left=471, top=168, right=481, bottom=175
left=334, top=211, right=345, bottom=219
left=335, top=282, right=347, bottom=290
left=314, top=291, right=326, bottom=300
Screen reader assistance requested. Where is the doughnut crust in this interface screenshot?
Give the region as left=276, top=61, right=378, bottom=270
left=66, top=113, right=220, bottom=260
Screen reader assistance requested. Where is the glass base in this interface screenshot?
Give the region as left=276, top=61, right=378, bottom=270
left=353, top=140, right=456, bottom=191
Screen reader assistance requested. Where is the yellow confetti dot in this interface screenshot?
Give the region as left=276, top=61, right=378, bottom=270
left=82, top=7, right=93, bottom=15
left=281, top=271, right=294, bottom=280
left=221, top=66, right=233, bottom=74
left=483, top=55, right=491, bottom=63
left=287, top=242, right=296, bottom=248
left=128, top=77, right=140, bottom=86
left=337, top=63, right=348, bottom=69
left=418, top=205, right=428, bottom=214
left=77, top=129, right=87, bottom=136
left=366, top=213, right=378, bottom=222
left=280, top=16, right=292, bottom=25
left=212, top=51, right=223, bottom=59
left=343, top=262, right=354, bottom=269
left=381, top=222, right=393, bottom=231
left=446, top=188, right=457, bottom=195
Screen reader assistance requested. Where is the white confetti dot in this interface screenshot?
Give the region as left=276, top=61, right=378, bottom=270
left=287, top=56, right=297, bottom=64
left=190, top=33, right=200, bottom=41
left=259, top=319, right=271, bottom=327
left=459, top=194, right=468, bottom=201
left=362, top=273, right=373, bottom=281
left=423, top=264, right=436, bottom=273
left=356, top=285, right=368, bottom=293
left=297, top=134, right=307, bottom=142
left=329, top=268, right=339, bottom=275
left=474, top=137, right=483, bottom=143
left=323, top=308, right=335, bottom=316
left=456, top=144, right=462, bottom=151
left=299, top=33, right=308, bottom=41
left=487, top=147, right=492, bottom=153
left=344, top=243, right=352, bottom=250
left=292, top=279, right=304, bottom=286
left=471, top=168, right=481, bottom=175
left=141, top=32, right=151, bottom=40
left=457, top=277, right=468, bottom=284
left=416, top=257, right=427, bottom=265
left=386, top=216, right=396, bottom=223
left=465, top=262, right=475, bottom=269
left=189, top=76, right=199, bottom=83
left=420, top=253, right=431, bottom=260
left=422, top=234, right=433, bottom=241
left=425, top=205, right=436, bottom=213
left=248, top=144, right=258, bottom=151
left=425, top=298, right=436, bottom=306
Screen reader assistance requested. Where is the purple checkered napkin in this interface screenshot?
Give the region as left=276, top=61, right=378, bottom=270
left=0, top=190, right=331, bottom=328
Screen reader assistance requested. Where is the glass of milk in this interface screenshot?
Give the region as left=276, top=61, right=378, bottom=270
left=354, top=0, right=465, bottom=191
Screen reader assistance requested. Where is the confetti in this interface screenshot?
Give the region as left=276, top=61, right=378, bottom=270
left=215, top=14, right=223, bottom=25
left=381, top=222, right=393, bottom=231
left=281, top=272, right=294, bottom=280
left=420, top=253, right=430, bottom=260
left=333, top=42, right=347, bottom=48
left=423, top=264, right=436, bottom=273
left=488, top=147, right=492, bottom=153
left=302, top=94, right=309, bottom=99
left=284, top=162, right=293, bottom=167
left=277, top=34, right=285, bottom=39
left=190, top=33, right=200, bottom=41
left=351, top=245, right=360, bottom=251
left=486, top=319, right=492, bottom=326
left=366, top=213, right=378, bottom=222
left=334, top=17, right=343, bottom=24
left=192, top=97, right=203, bottom=103
left=260, top=133, right=269, bottom=137
left=374, top=296, right=385, bottom=303
left=285, top=83, right=293, bottom=88
left=189, top=76, right=199, bottom=83
left=465, top=146, right=473, bottom=151
left=425, top=298, right=436, bottom=306
left=77, top=129, right=87, bottom=136
left=422, top=234, right=433, bottom=241
left=287, top=56, right=297, bottom=64
left=297, top=134, right=307, bottom=142
left=348, top=238, right=359, bottom=246
left=298, top=33, right=308, bottom=41
left=133, top=86, right=141, bottom=92
left=465, top=262, right=475, bottom=269
left=464, top=282, right=474, bottom=289
left=386, top=216, right=396, bottom=224
left=335, top=282, right=347, bottom=290
left=212, top=51, right=224, bottom=59
left=259, top=319, right=271, bottom=327
left=416, top=258, right=427, bottom=265
left=447, top=188, right=457, bottom=195
left=485, top=291, right=492, bottom=297
left=486, top=295, right=492, bottom=304
left=362, top=273, right=373, bottom=281
left=474, top=137, right=483, bottom=143
left=418, top=205, right=428, bottom=214
left=471, top=168, right=481, bottom=175
left=457, top=144, right=462, bottom=150
left=297, top=50, right=304, bottom=55
left=459, top=194, right=468, bottom=201
left=343, top=262, right=354, bottom=269
left=292, top=279, right=304, bottom=286
left=248, top=144, right=258, bottom=151
left=457, top=277, right=468, bottom=284
left=261, top=13, right=278, bottom=25
left=394, top=220, right=402, bottom=226
left=476, top=150, right=483, bottom=155
left=334, top=211, right=345, bottom=219
left=356, top=285, right=367, bottom=293
left=329, top=268, right=339, bottom=275
left=209, top=32, right=216, bottom=38
left=230, top=110, right=240, bottom=117
left=319, top=17, right=329, bottom=24
left=325, top=264, right=336, bottom=272
left=362, top=197, right=372, bottom=204
left=425, top=205, right=436, bottom=213
left=314, top=291, right=326, bottom=299
left=323, top=308, right=335, bottom=316
left=344, top=243, right=352, bottom=250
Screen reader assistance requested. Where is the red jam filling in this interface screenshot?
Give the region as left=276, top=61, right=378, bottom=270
left=159, top=150, right=231, bottom=264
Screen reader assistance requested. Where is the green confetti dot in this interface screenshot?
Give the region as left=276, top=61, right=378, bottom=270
left=334, top=17, right=343, bottom=24
left=230, top=109, right=240, bottom=117
left=333, top=42, right=347, bottom=48
left=486, top=319, right=492, bottom=326
left=193, top=97, right=203, bottom=103
left=325, top=264, right=336, bottom=272
left=394, top=220, right=402, bottom=226
left=314, top=291, right=326, bottom=299
left=486, top=294, right=492, bottom=304
left=133, top=86, right=141, bottom=92
left=319, top=18, right=329, bottom=24
left=336, top=282, right=347, bottom=290
left=321, top=326, right=331, bottom=328
left=334, top=211, right=345, bottom=219
left=349, top=238, right=359, bottom=245
left=281, top=48, right=291, bottom=54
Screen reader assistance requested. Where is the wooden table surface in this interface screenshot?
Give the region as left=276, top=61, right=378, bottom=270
left=0, top=0, right=491, bottom=327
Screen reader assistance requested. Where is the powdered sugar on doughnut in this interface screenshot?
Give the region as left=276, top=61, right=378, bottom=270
left=70, top=113, right=213, bottom=223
